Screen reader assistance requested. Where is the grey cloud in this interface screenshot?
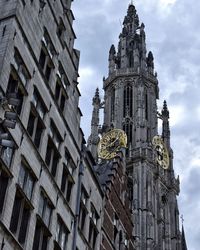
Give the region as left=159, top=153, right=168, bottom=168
left=72, top=1, right=200, bottom=248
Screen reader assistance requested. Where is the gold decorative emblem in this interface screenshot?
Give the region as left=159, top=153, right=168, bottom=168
left=98, top=129, right=127, bottom=160
left=152, top=135, right=169, bottom=169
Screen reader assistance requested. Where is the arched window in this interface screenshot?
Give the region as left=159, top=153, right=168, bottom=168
left=145, top=92, right=148, bottom=120
left=110, top=88, right=115, bottom=122
left=123, top=121, right=133, bottom=146
left=129, top=52, right=134, bottom=67
left=123, top=85, right=133, bottom=118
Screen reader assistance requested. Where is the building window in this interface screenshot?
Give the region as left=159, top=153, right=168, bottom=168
left=27, top=109, right=45, bottom=149
left=89, top=204, right=99, bottom=226
left=57, top=18, right=66, bottom=47
left=55, top=62, right=69, bottom=112
left=79, top=187, right=88, bottom=232
left=57, top=61, right=70, bottom=89
left=145, top=92, right=148, bottom=120
left=39, top=30, right=55, bottom=82
left=61, top=163, right=74, bottom=203
left=55, top=216, right=69, bottom=250
left=32, top=220, right=50, bottom=250
left=45, top=121, right=61, bottom=177
left=49, top=120, right=62, bottom=149
left=15, top=85, right=24, bottom=116
left=88, top=204, right=99, bottom=249
left=45, top=138, right=60, bottom=177
left=88, top=220, right=98, bottom=249
left=123, top=121, right=133, bottom=147
left=13, top=48, right=30, bottom=87
left=0, top=146, right=14, bottom=168
left=32, top=88, right=47, bottom=119
left=123, top=85, right=133, bottom=118
left=55, top=79, right=67, bottom=112
left=6, top=73, right=18, bottom=93
left=10, top=190, right=32, bottom=245
left=27, top=88, right=46, bottom=149
left=38, top=192, right=53, bottom=227
left=128, top=181, right=133, bottom=212
left=129, top=52, right=134, bottom=68
left=0, top=127, right=14, bottom=168
left=18, top=161, right=35, bottom=200
left=0, top=168, right=9, bottom=214
left=64, top=148, right=75, bottom=173
left=33, top=191, right=52, bottom=250
left=6, top=71, right=27, bottom=116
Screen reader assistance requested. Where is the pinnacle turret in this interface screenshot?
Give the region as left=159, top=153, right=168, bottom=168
left=108, top=45, right=116, bottom=74
left=147, top=51, right=154, bottom=74
left=87, top=88, right=101, bottom=160
left=162, top=100, right=170, bottom=146
left=92, top=87, right=100, bottom=105
left=162, top=100, right=169, bottom=118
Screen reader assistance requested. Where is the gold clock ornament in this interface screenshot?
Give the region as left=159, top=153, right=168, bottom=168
left=152, top=135, right=169, bottom=169
left=98, top=129, right=127, bottom=160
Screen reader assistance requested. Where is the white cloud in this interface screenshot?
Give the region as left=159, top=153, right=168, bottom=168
left=169, top=105, right=185, bottom=127
left=159, top=0, right=177, bottom=8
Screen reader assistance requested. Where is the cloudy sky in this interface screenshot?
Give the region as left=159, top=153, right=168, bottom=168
left=72, top=0, right=200, bottom=249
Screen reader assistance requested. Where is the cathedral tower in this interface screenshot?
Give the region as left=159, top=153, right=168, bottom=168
left=89, top=3, right=184, bottom=250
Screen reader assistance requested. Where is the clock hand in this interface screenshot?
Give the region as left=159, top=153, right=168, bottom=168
left=107, top=137, right=119, bottom=149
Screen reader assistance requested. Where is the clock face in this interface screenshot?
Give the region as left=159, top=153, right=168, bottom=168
left=98, top=129, right=127, bottom=160
left=152, top=135, right=169, bottom=169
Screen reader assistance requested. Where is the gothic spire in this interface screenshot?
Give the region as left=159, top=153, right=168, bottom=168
left=122, top=3, right=139, bottom=35
left=107, top=3, right=148, bottom=71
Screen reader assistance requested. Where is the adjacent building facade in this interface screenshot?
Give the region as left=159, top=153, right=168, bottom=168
left=0, top=1, right=187, bottom=250
left=0, top=1, right=102, bottom=250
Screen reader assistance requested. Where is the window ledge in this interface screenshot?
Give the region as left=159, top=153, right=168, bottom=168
left=0, top=220, right=23, bottom=250
left=0, top=158, right=13, bottom=177
left=36, top=214, right=52, bottom=237
left=15, top=184, right=34, bottom=210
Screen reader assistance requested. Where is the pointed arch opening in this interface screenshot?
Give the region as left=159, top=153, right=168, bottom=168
left=123, top=84, right=133, bottom=118
left=110, top=87, right=115, bottom=122
left=123, top=119, right=133, bottom=149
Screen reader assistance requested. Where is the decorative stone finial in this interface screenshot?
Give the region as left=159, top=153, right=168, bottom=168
left=162, top=100, right=169, bottom=118
left=92, top=88, right=100, bottom=105
left=109, top=44, right=116, bottom=55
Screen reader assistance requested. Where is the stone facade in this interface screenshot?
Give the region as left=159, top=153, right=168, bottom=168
left=0, top=1, right=102, bottom=250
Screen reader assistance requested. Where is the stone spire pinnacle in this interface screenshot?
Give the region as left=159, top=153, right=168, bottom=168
left=162, top=100, right=170, bottom=146
left=92, top=87, right=100, bottom=106
left=87, top=88, right=101, bottom=160
left=108, top=44, right=116, bottom=74
left=122, top=3, right=139, bottom=32
left=162, top=100, right=169, bottom=118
